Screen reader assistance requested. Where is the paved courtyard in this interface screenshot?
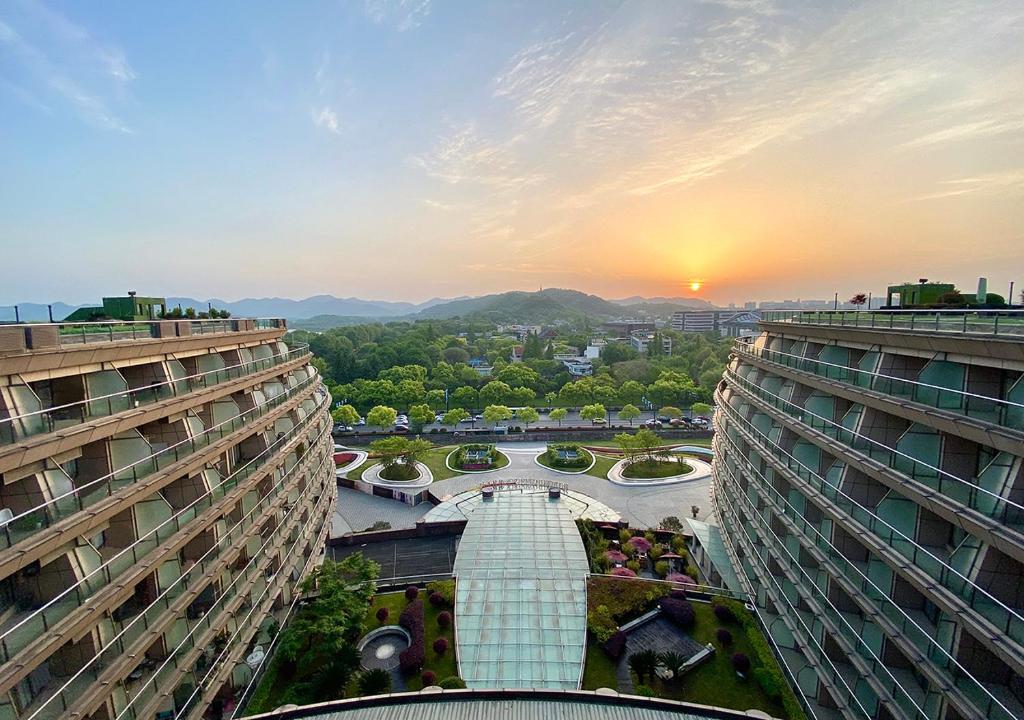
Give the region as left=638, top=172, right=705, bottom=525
left=332, top=442, right=714, bottom=534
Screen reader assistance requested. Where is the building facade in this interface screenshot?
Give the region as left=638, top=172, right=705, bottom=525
left=713, top=309, right=1024, bottom=720
left=671, top=310, right=761, bottom=337
left=0, top=317, right=334, bottom=720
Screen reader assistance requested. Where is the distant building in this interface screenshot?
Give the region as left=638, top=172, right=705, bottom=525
left=510, top=345, right=524, bottom=362
left=584, top=339, right=606, bottom=359
left=671, top=310, right=760, bottom=337
left=601, top=320, right=655, bottom=338
left=629, top=331, right=672, bottom=356
left=559, top=357, right=593, bottom=377
left=64, top=292, right=167, bottom=322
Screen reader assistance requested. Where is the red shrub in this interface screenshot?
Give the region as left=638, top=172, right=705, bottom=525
left=603, top=630, right=627, bottom=659
left=375, top=607, right=389, bottom=623
left=429, top=592, right=445, bottom=607
left=610, top=567, right=637, bottom=578
left=433, top=637, right=449, bottom=655
left=731, top=652, right=751, bottom=673
left=660, top=597, right=696, bottom=629
left=398, top=599, right=425, bottom=674
left=714, top=604, right=736, bottom=623
left=716, top=628, right=733, bottom=645
left=405, top=585, right=420, bottom=601
left=421, top=670, right=437, bottom=686
left=437, top=610, right=452, bottom=629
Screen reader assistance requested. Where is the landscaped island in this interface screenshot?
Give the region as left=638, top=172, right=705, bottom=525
left=449, top=443, right=508, bottom=471
left=537, top=442, right=594, bottom=471
left=616, top=428, right=693, bottom=479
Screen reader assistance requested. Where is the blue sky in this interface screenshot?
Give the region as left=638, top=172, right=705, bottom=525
left=2, top=0, right=1022, bottom=305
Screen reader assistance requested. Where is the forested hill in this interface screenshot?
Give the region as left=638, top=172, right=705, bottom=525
left=413, top=288, right=623, bottom=323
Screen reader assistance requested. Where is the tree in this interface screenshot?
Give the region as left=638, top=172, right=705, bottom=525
left=544, top=392, right=557, bottom=406
left=408, top=403, right=435, bottom=430
left=332, top=404, right=360, bottom=426
left=357, top=668, right=391, bottom=695
left=511, top=385, right=535, bottom=407
left=659, top=651, right=687, bottom=680
left=618, top=404, right=641, bottom=426
left=366, top=405, right=397, bottom=431
left=559, top=381, right=589, bottom=409
left=370, top=437, right=432, bottom=476
left=691, top=402, right=713, bottom=417
left=580, top=403, right=607, bottom=425
left=516, top=406, right=540, bottom=428
left=627, top=650, right=659, bottom=685
left=442, top=346, right=470, bottom=365
left=450, top=386, right=478, bottom=410
left=632, top=428, right=662, bottom=463
left=482, top=404, right=513, bottom=426
left=849, top=293, right=868, bottom=309
left=496, top=363, right=539, bottom=389
left=549, top=407, right=568, bottom=426
left=425, top=389, right=447, bottom=412
left=617, top=380, right=645, bottom=407
left=659, top=406, right=683, bottom=419
left=441, top=408, right=469, bottom=428
left=659, top=516, right=684, bottom=532
left=479, top=380, right=513, bottom=407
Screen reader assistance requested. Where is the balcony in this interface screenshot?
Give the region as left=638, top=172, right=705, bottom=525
left=760, top=309, right=1024, bottom=339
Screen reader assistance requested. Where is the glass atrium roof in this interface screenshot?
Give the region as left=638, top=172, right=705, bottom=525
left=453, top=491, right=589, bottom=689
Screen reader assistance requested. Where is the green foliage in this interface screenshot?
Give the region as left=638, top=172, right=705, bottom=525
left=691, top=402, right=713, bottom=416
left=357, top=668, right=392, bottom=695
left=426, top=580, right=456, bottom=606
left=549, top=407, right=568, bottom=425
left=331, top=404, right=360, bottom=426
left=366, top=405, right=397, bottom=430
left=479, top=380, right=513, bottom=407
left=660, top=516, right=684, bottom=532
left=408, top=403, right=435, bottom=429
left=516, top=406, right=540, bottom=426
left=586, top=575, right=670, bottom=641
left=482, top=404, right=513, bottom=425
left=580, top=403, right=607, bottom=423
left=618, top=403, right=641, bottom=425
left=441, top=408, right=470, bottom=427
left=655, top=560, right=669, bottom=577
left=438, top=676, right=466, bottom=689
left=370, top=436, right=433, bottom=478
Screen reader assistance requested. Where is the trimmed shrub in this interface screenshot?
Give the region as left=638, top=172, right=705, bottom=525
left=634, top=685, right=656, bottom=697
left=753, top=667, right=783, bottom=700
left=659, top=597, right=696, bottom=629
left=611, top=567, right=637, bottom=578
left=421, top=670, right=437, bottom=686
left=627, top=536, right=652, bottom=553
left=357, top=668, right=391, bottom=695
left=604, top=549, right=628, bottom=564
left=438, top=676, right=466, bottom=689
left=398, top=599, right=425, bottom=674
left=669, top=589, right=689, bottom=601
left=716, top=628, right=733, bottom=645
left=714, top=604, right=736, bottom=623
left=654, top=560, right=669, bottom=577
left=437, top=610, right=452, bottom=629
left=426, top=580, right=455, bottom=606
left=375, top=607, right=389, bottom=623
left=731, top=652, right=751, bottom=674
left=405, top=585, right=420, bottom=601
left=429, top=592, right=445, bottom=608
left=666, top=573, right=696, bottom=586
left=433, top=637, right=449, bottom=655
left=626, top=560, right=641, bottom=573
left=603, top=630, right=627, bottom=660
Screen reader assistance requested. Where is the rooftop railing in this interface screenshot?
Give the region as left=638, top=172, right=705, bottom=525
left=0, top=317, right=286, bottom=351
left=760, top=309, right=1024, bottom=338
left=732, top=339, right=1024, bottom=431
left=0, top=343, right=310, bottom=445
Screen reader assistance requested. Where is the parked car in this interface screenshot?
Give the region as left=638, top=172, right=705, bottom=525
left=657, top=415, right=671, bottom=423
left=393, top=424, right=410, bottom=433
left=642, top=419, right=663, bottom=429
left=473, top=414, right=483, bottom=421
left=354, top=418, right=366, bottom=426
left=669, top=418, right=684, bottom=427
left=591, top=417, right=607, bottom=424
left=435, top=414, right=445, bottom=423
left=459, top=416, right=475, bottom=423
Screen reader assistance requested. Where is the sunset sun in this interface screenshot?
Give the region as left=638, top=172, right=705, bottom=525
left=690, top=281, right=702, bottom=292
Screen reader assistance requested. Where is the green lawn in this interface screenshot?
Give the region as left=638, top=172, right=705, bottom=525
left=581, top=602, right=800, bottom=719
left=535, top=447, right=594, bottom=472
left=584, top=453, right=619, bottom=479
left=364, top=589, right=458, bottom=690
left=580, top=437, right=714, bottom=449
left=621, top=459, right=693, bottom=479
left=447, top=447, right=511, bottom=473
left=343, top=446, right=465, bottom=482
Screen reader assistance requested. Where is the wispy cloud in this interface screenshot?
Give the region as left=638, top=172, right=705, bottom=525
left=312, top=106, right=341, bottom=134
left=901, top=171, right=1024, bottom=202
left=363, top=0, right=431, bottom=32
left=0, top=1, right=135, bottom=132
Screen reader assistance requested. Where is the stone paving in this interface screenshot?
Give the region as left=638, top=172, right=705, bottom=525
left=615, top=616, right=708, bottom=693
left=332, top=442, right=714, bottom=534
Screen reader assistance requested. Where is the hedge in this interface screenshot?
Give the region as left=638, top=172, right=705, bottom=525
left=659, top=597, right=695, bottom=629
left=603, top=630, right=627, bottom=659
left=398, top=599, right=425, bottom=674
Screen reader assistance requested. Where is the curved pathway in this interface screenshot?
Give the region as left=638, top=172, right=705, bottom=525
left=333, top=442, right=715, bottom=534
left=606, top=456, right=712, bottom=486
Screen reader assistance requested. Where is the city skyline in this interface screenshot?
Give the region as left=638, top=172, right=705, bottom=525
left=2, top=0, right=1022, bottom=304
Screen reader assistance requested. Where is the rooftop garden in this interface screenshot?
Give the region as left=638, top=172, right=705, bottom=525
left=615, top=428, right=693, bottom=479
left=449, top=443, right=508, bottom=471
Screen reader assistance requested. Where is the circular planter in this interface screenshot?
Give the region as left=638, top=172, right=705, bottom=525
left=606, top=456, right=712, bottom=486
left=444, top=447, right=510, bottom=474
left=361, top=461, right=434, bottom=489
left=532, top=448, right=597, bottom=475
left=357, top=625, right=412, bottom=671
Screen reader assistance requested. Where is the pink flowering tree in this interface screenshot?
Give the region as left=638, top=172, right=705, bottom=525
left=627, top=536, right=652, bottom=553
left=604, top=550, right=628, bottom=564
left=611, top=567, right=637, bottom=577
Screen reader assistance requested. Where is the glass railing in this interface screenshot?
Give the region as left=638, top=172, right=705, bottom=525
left=715, top=489, right=883, bottom=720
left=0, top=344, right=310, bottom=444
left=714, top=396, right=1024, bottom=650
left=733, top=340, right=1024, bottom=431
left=723, top=368, right=1024, bottom=530
left=716, top=433, right=1020, bottom=720
left=7, top=318, right=285, bottom=350
left=113, top=491, right=332, bottom=720
left=23, top=457, right=332, bottom=720
left=717, top=477, right=938, bottom=720
left=0, top=369, right=323, bottom=550
left=0, top=399, right=330, bottom=663
left=761, top=309, right=1024, bottom=338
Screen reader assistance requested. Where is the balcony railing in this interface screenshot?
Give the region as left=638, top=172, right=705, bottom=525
left=0, top=318, right=286, bottom=351
left=715, top=430, right=1022, bottom=720
left=0, top=343, right=310, bottom=445
left=760, top=309, right=1024, bottom=338
left=723, top=367, right=1024, bottom=531
left=0, top=369, right=323, bottom=550
left=0, top=395, right=330, bottom=664
left=714, top=395, right=1024, bottom=651
left=733, top=339, right=1024, bottom=431
left=22, top=453, right=332, bottom=720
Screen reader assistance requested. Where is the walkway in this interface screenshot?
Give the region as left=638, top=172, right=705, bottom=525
left=332, top=442, right=714, bottom=534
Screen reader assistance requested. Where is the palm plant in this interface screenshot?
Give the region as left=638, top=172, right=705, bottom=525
left=628, top=649, right=660, bottom=684
left=659, top=651, right=687, bottom=680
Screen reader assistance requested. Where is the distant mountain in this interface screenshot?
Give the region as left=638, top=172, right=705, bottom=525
left=413, top=288, right=624, bottom=323
left=0, top=302, right=88, bottom=322
left=164, top=295, right=437, bottom=319
left=611, top=295, right=713, bottom=308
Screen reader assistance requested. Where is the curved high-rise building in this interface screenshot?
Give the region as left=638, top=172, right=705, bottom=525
left=0, top=317, right=334, bottom=720
left=713, top=310, right=1024, bottom=720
